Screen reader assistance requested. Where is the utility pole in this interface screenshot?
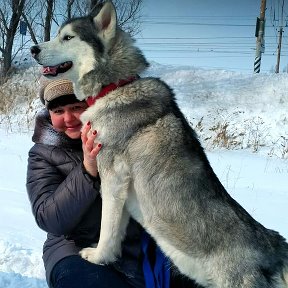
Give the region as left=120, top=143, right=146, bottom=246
left=275, top=0, right=285, bottom=73
left=254, top=0, right=266, bottom=73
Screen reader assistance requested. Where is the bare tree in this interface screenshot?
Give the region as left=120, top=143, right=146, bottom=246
left=22, top=0, right=56, bottom=44
left=55, top=0, right=143, bottom=34
left=67, top=0, right=76, bottom=20
left=0, top=0, right=26, bottom=77
left=0, top=0, right=48, bottom=78
left=44, top=0, right=54, bottom=41
left=88, top=0, right=142, bottom=35
left=90, top=0, right=100, bottom=11
left=21, top=0, right=44, bottom=44
left=114, top=0, right=142, bottom=36
left=28, top=0, right=143, bottom=40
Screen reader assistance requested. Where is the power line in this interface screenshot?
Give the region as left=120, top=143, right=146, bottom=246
left=141, top=21, right=256, bottom=27
left=137, top=36, right=277, bottom=40
left=137, top=4, right=288, bottom=72
left=141, top=20, right=283, bottom=28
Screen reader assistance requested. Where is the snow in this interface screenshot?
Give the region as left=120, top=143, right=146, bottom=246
left=0, top=62, right=287, bottom=287
left=0, top=130, right=47, bottom=287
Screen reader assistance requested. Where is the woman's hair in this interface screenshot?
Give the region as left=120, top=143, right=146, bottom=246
left=46, top=94, right=83, bottom=110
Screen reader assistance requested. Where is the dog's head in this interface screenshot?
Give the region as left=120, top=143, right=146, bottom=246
left=31, top=1, right=148, bottom=100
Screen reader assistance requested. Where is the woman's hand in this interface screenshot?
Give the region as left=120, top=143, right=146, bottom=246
left=81, top=121, right=102, bottom=177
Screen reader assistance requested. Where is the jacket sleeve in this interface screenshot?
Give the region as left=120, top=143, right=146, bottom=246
left=26, top=145, right=101, bottom=236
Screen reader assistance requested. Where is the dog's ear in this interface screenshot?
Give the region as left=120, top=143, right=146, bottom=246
left=93, top=1, right=117, bottom=45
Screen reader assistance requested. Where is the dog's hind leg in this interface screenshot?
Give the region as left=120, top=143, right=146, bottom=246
left=80, top=158, right=131, bottom=264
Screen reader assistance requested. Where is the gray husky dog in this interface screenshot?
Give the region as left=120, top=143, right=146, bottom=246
left=31, top=1, right=288, bottom=287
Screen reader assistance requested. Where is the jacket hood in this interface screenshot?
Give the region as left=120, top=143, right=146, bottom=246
left=32, top=108, right=82, bottom=149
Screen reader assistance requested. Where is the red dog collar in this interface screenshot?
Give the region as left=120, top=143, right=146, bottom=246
left=86, top=76, right=138, bottom=106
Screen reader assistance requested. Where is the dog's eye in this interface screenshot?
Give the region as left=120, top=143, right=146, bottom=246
left=63, top=35, right=74, bottom=41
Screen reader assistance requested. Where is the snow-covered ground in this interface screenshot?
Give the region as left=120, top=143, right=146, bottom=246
left=0, top=62, right=287, bottom=287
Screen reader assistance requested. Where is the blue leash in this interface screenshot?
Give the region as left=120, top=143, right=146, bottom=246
left=142, top=231, right=170, bottom=288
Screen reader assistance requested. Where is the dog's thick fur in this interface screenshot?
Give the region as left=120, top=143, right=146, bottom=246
left=31, top=1, right=288, bottom=287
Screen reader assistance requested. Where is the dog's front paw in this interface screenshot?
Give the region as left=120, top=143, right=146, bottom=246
left=79, top=247, right=117, bottom=265
left=80, top=247, right=103, bottom=264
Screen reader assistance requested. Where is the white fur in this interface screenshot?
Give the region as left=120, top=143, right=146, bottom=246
left=80, top=156, right=131, bottom=263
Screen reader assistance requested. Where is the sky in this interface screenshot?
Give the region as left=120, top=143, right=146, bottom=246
left=136, top=0, right=288, bottom=73
left=0, top=63, right=288, bottom=287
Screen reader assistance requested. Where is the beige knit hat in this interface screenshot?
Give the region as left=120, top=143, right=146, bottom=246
left=38, top=77, right=75, bottom=107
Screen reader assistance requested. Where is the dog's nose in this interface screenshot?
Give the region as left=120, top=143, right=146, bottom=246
left=30, top=45, right=41, bottom=58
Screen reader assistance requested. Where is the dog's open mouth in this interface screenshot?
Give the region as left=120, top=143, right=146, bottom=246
left=42, top=61, right=73, bottom=76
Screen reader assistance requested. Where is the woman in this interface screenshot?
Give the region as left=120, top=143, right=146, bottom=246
left=26, top=78, right=202, bottom=288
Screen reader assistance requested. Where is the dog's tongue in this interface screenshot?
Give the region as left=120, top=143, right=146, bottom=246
left=42, top=66, right=58, bottom=75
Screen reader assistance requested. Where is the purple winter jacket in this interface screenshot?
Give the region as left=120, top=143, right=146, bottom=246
left=26, top=109, right=145, bottom=287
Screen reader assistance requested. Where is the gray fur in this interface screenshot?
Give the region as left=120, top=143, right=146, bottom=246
left=31, top=1, right=288, bottom=287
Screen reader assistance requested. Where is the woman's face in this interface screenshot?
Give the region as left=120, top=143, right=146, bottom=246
left=49, top=102, right=88, bottom=139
